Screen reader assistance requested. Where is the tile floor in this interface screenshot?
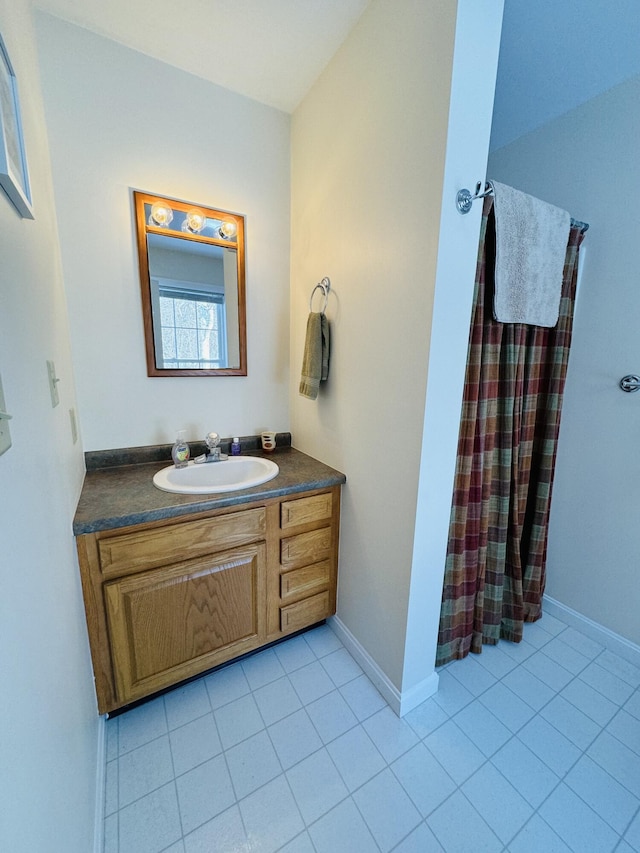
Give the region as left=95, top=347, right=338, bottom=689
left=103, top=614, right=640, bottom=853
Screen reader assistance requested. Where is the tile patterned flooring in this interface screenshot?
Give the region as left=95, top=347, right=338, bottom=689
left=103, top=614, right=640, bottom=852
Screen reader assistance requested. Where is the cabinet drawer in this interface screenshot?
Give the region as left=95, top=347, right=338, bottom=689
left=98, top=507, right=266, bottom=577
left=280, top=590, right=331, bottom=633
left=281, top=493, right=333, bottom=529
left=280, top=560, right=331, bottom=603
left=280, top=527, right=332, bottom=570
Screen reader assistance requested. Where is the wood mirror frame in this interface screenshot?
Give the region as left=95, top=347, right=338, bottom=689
left=133, top=190, right=247, bottom=377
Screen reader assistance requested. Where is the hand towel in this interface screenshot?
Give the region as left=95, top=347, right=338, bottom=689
left=491, top=180, right=570, bottom=327
left=299, top=312, right=330, bottom=400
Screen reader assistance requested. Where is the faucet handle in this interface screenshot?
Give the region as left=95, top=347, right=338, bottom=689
left=205, top=432, right=220, bottom=451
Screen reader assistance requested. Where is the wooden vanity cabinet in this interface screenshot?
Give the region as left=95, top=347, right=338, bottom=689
left=76, top=485, right=340, bottom=714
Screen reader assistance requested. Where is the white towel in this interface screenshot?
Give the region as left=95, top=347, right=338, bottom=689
left=491, top=181, right=570, bottom=327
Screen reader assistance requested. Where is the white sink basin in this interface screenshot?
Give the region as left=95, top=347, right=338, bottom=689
left=153, top=456, right=279, bottom=495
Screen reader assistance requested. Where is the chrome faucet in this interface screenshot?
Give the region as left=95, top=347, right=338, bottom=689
left=204, top=431, right=227, bottom=462
left=193, top=432, right=229, bottom=463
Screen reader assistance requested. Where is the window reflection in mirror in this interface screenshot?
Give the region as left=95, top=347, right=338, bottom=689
left=133, top=191, right=246, bottom=376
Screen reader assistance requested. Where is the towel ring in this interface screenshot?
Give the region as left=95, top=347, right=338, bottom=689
left=309, top=277, right=331, bottom=314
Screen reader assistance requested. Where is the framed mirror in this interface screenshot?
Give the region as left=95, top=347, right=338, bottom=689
left=133, top=191, right=246, bottom=376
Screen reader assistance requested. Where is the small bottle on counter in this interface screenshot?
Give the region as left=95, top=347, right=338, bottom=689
left=171, top=430, right=190, bottom=468
left=230, top=437, right=241, bottom=456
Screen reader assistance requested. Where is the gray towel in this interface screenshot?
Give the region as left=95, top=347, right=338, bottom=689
left=491, top=180, right=570, bottom=327
left=299, top=312, right=330, bottom=400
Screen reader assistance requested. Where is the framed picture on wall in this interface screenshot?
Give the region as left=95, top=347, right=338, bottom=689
left=0, top=33, right=33, bottom=219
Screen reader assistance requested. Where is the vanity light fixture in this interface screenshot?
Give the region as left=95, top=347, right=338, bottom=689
left=218, top=220, right=237, bottom=240
left=182, top=208, right=207, bottom=233
left=149, top=200, right=174, bottom=227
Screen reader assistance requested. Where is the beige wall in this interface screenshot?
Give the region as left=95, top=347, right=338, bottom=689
left=489, top=73, right=640, bottom=647
left=0, top=2, right=99, bottom=850
left=291, top=0, right=456, bottom=692
left=35, top=14, right=292, bottom=451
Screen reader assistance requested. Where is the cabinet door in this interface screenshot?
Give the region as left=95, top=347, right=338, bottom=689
left=105, top=543, right=266, bottom=704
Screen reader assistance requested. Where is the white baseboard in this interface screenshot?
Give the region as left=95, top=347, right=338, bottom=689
left=329, top=617, right=439, bottom=717
left=544, top=594, right=640, bottom=668
left=94, top=715, right=107, bottom=853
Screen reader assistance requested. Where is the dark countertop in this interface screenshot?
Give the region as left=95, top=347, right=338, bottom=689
left=73, top=446, right=346, bottom=535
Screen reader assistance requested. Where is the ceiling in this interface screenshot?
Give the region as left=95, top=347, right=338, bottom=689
left=33, top=0, right=640, bottom=145
left=32, top=0, right=371, bottom=113
left=491, top=0, right=640, bottom=150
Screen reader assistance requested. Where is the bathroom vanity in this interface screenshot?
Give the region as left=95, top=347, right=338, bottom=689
left=73, top=444, right=345, bottom=714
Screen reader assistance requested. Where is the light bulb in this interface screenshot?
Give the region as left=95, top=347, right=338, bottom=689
left=218, top=220, right=237, bottom=240
left=149, top=201, right=173, bottom=227
left=184, top=209, right=206, bottom=233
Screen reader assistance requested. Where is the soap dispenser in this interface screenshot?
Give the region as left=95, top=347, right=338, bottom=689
left=171, top=430, right=190, bottom=468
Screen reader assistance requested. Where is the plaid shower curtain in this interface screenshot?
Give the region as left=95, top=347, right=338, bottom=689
left=436, top=198, right=587, bottom=666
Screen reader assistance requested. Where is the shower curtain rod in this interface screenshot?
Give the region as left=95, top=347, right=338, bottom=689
left=456, top=181, right=589, bottom=232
